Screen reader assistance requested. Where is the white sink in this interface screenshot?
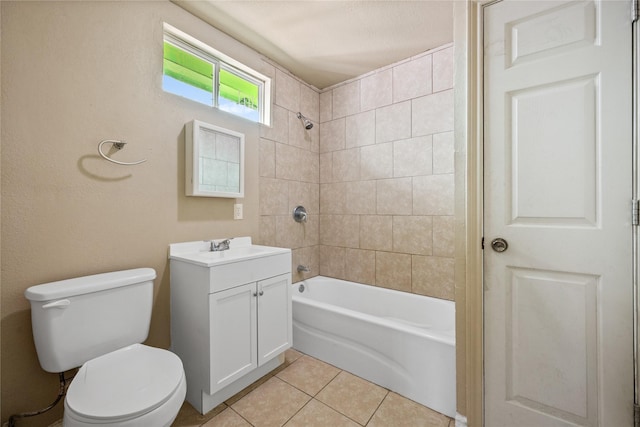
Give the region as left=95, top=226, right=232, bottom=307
left=168, top=237, right=289, bottom=267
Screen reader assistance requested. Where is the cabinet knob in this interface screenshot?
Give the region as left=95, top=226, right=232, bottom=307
left=259, top=290, right=264, bottom=296
left=253, top=292, right=257, bottom=297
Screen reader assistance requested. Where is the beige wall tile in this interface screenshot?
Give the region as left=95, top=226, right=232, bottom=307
left=275, top=68, right=300, bottom=112
left=392, top=216, right=433, bottom=255
left=288, top=110, right=312, bottom=151
left=360, top=142, right=393, bottom=180
left=320, top=214, right=359, bottom=248
left=360, top=215, right=393, bottom=251
left=344, top=248, right=376, bottom=285
left=413, top=174, right=454, bottom=215
left=319, top=245, right=346, bottom=279
left=320, top=152, right=333, bottom=184
left=260, top=104, right=288, bottom=144
left=433, top=215, right=455, bottom=257
left=340, top=215, right=360, bottom=248
left=320, top=182, right=346, bottom=214
left=320, top=90, right=333, bottom=123
left=308, top=122, right=320, bottom=153
left=292, top=245, right=319, bottom=281
left=320, top=118, right=346, bottom=153
left=375, top=251, right=412, bottom=292
left=346, top=110, right=375, bottom=148
left=303, top=149, right=320, bottom=183
left=376, top=100, right=411, bottom=143
left=345, top=181, right=376, bottom=215
left=260, top=178, right=289, bottom=215
left=392, top=54, right=433, bottom=103
left=433, top=131, right=454, bottom=174
left=276, top=143, right=305, bottom=181
left=300, top=84, right=320, bottom=122
left=332, top=148, right=360, bottom=182
left=361, top=69, right=392, bottom=111
left=259, top=138, right=275, bottom=178
left=377, top=178, right=412, bottom=215
left=393, top=136, right=433, bottom=177
left=258, top=215, right=276, bottom=246
left=276, top=215, right=304, bottom=249
left=412, top=89, right=454, bottom=137
left=289, top=181, right=319, bottom=214
left=302, top=215, right=319, bottom=247
left=332, top=80, right=360, bottom=118
left=433, top=46, right=454, bottom=93
left=412, top=255, right=455, bottom=300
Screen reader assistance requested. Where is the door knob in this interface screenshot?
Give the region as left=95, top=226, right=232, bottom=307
left=491, top=238, right=508, bottom=252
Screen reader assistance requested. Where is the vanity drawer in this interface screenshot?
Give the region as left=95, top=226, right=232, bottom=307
left=208, top=252, right=291, bottom=293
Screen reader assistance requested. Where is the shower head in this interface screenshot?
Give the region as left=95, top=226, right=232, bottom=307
left=297, top=112, right=313, bottom=130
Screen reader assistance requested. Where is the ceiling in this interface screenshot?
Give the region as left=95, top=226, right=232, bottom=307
left=172, top=1, right=454, bottom=89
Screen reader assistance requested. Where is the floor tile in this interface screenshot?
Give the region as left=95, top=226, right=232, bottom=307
left=202, top=408, right=252, bottom=427
left=316, top=371, right=388, bottom=425
left=284, top=399, right=360, bottom=427
left=231, top=376, right=311, bottom=427
left=276, top=355, right=341, bottom=396
left=172, top=401, right=227, bottom=426
left=367, top=392, right=450, bottom=427
left=224, top=372, right=274, bottom=407
left=284, top=348, right=304, bottom=364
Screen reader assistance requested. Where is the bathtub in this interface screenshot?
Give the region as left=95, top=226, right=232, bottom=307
left=292, top=276, right=456, bottom=418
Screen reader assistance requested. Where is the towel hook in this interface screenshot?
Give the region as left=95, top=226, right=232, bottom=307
left=97, top=140, right=147, bottom=166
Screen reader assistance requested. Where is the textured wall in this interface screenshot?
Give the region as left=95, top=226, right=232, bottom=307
left=0, top=1, right=273, bottom=424
left=317, top=46, right=455, bottom=299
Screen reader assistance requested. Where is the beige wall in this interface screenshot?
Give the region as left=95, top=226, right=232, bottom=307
left=0, top=1, right=276, bottom=424
left=316, top=46, right=456, bottom=299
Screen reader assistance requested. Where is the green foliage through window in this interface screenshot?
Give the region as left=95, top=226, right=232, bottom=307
left=162, top=26, right=269, bottom=124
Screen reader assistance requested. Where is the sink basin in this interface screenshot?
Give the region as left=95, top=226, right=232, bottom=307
left=169, top=237, right=290, bottom=267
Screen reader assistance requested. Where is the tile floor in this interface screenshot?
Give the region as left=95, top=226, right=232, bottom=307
left=172, top=349, right=454, bottom=427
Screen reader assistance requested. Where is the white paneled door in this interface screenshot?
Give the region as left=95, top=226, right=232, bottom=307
left=483, top=1, right=633, bottom=426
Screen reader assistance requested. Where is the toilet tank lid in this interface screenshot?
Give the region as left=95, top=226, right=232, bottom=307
left=25, top=268, right=156, bottom=302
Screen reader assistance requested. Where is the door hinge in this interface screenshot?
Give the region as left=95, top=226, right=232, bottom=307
left=633, top=200, right=640, bottom=225
left=633, top=0, right=639, bottom=22
left=481, top=237, right=485, bottom=250
left=634, top=403, right=640, bottom=427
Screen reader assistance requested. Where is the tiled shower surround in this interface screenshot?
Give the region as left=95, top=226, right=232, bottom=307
left=258, top=43, right=454, bottom=300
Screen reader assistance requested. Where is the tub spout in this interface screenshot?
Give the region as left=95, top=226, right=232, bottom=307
left=297, top=265, right=310, bottom=273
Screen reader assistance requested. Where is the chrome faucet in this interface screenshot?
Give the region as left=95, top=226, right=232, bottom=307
left=209, top=238, right=233, bottom=252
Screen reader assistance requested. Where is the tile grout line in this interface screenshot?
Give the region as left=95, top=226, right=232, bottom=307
left=363, top=389, right=390, bottom=426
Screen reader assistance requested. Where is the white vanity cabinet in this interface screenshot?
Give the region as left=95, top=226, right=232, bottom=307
left=169, top=238, right=292, bottom=414
left=209, top=274, right=291, bottom=393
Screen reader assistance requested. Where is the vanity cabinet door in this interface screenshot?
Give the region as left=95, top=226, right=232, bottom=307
left=208, top=282, right=257, bottom=394
left=257, top=274, right=292, bottom=365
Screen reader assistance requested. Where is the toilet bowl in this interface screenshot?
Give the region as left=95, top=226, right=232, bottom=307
left=25, top=268, right=186, bottom=426
left=63, top=344, right=186, bottom=427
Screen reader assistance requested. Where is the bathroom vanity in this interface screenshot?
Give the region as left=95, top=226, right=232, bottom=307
left=169, top=237, right=292, bottom=414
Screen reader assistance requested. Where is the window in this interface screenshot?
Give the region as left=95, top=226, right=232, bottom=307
left=163, top=24, right=271, bottom=125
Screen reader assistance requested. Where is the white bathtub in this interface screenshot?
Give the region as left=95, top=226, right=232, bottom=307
left=292, top=276, right=456, bottom=418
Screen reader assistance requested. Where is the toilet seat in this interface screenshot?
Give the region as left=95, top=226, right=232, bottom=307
left=65, top=344, right=184, bottom=423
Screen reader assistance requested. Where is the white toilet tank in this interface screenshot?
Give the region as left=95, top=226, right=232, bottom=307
left=25, top=268, right=156, bottom=373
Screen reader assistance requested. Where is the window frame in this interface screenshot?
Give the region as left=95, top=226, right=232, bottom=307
left=163, top=23, right=271, bottom=125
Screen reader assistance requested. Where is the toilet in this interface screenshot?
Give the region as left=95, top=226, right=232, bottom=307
left=25, top=268, right=186, bottom=427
